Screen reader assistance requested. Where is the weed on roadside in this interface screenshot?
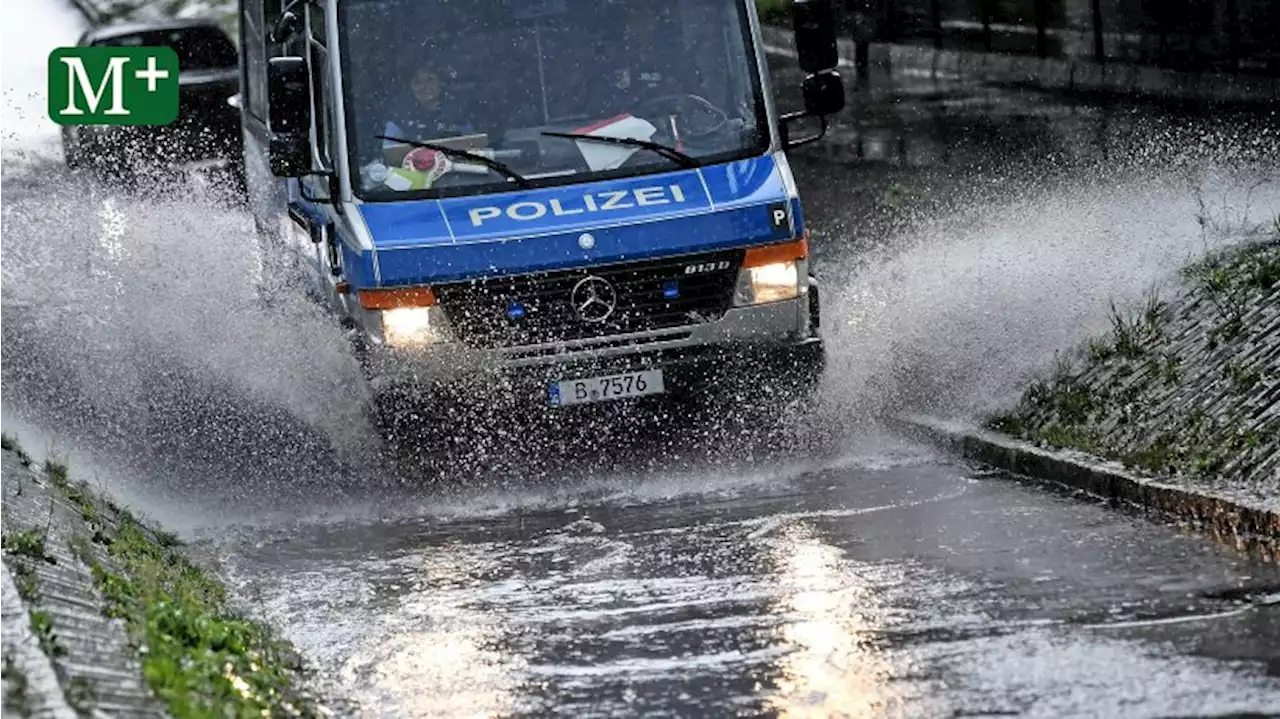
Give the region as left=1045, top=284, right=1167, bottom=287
left=1183, top=252, right=1250, bottom=341
left=67, top=535, right=97, bottom=566
left=1037, top=423, right=1102, bottom=454
left=1108, top=300, right=1149, bottom=359
left=43, top=458, right=70, bottom=490
left=1240, top=242, right=1280, bottom=290
left=2, top=530, right=55, bottom=565
left=59, top=479, right=104, bottom=528
left=10, top=562, right=40, bottom=603
left=29, top=610, right=65, bottom=659
left=93, top=518, right=322, bottom=717
left=2, top=433, right=34, bottom=468
left=987, top=202, right=1278, bottom=485
left=1223, top=360, right=1262, bottom=394
left=1123, top=433, right=1181, bottom=476
left=1087, top=337, right=1115, bottom=364
left=987, top=412, right=1025, bottom=436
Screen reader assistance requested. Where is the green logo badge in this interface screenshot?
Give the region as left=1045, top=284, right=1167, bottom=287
left=48, top=47, right=179, bottom=126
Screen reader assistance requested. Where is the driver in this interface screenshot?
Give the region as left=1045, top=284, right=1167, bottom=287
left=368, top=64, right=479, bottom=190
left=382, top=65, right=475, bottom=142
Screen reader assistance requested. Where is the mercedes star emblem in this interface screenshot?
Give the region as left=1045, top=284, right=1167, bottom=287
left=570, top=275, right=617, bottom=323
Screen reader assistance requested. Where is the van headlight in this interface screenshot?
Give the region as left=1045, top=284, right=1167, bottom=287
left=381, top=307, right=450, bottom=347
left=357, top=286, right=453, bottom=347
left=733, top=238, right=808, bottom=306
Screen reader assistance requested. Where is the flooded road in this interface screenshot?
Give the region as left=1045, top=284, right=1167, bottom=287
left=169, top=63, right=1280, bottom=710
left=212, top=448, right=1280, bottom=717
left=4, top=1, right=1280, bottom=715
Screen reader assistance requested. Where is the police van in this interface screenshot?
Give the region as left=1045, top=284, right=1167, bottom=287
left=236, top=0, right=844, bottom=419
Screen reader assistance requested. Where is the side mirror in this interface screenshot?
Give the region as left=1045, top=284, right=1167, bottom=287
left=802, top=70, right=844, bottom=117
left=792, top=0, right=839, bottom=74
left=269, top=4, right=303, bottom=44
left=267, top=56, right=311, bottom=177
left=779, top=0, right=845, bottom=149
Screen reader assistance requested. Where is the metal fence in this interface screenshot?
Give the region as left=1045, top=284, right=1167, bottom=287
left=836, top=0, right=1280, bottom=76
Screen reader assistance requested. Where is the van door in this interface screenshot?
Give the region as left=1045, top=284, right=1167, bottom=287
left=287, top=0, right=342, bottom=303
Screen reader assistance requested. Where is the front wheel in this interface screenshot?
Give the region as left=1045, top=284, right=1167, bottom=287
left=767, top=339, right=826, bottom=403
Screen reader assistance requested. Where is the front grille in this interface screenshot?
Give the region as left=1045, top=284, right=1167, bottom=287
left=436, top=250, right=744, bottom=349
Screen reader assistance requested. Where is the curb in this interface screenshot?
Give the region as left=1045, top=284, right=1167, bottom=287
left=889, top=414, right=1280, bottom=562
left=760, top=24, right=1280, bottom=106
left=1, top=452, right=168, bottom=717
left=1, top=564, right=79, bottom=719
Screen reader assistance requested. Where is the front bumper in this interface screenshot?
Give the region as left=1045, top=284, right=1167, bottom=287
left=359, top=294, right=819, bottom=403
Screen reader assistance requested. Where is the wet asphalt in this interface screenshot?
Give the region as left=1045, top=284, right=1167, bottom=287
left=4, top=38, right=1280, bottom=719
left=212, top=442, right=1280, bottom=718
left=206, top=61, right=1280, bottom=718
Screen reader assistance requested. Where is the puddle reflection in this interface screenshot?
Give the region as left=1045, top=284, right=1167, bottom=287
left=764, top=523, right=901, bottom=718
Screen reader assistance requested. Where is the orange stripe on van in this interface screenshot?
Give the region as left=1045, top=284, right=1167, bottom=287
left=358, top=287, right=437, bottom=310
left=743, top=237, right=808, bottom=268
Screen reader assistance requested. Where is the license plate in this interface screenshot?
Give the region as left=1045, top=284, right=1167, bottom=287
left=549, top=369, right=665, bottom=406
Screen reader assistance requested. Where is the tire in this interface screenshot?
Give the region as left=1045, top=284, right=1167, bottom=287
left=808, top=275, right=822, bottom=334
left=367, top=381, right=464, bottom=467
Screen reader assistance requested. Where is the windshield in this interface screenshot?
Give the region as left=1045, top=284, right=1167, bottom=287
left=339, top=0, right=770, bottom=200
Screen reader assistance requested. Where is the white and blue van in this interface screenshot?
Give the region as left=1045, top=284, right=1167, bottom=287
left=236, top=0, right=845, bottom=418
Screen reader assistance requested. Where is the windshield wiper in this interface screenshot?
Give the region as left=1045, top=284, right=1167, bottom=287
left=375, top=135, right=533, bottom=189
left=540, top=131, right=700, bottom=169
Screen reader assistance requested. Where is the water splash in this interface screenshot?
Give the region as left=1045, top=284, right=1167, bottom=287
left=1, top=163, right=379, bottom=486
left=815, top=151, right=1279, bottom=427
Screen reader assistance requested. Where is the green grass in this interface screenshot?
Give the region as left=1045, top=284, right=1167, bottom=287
left=986, top=216, right=1278, bottom=483
left=92, top=518, right=321, bottom=718
left=1107, top=300, right=1150, bottom=359
left=10, top=562, right=40, bottom=602
left=1123, top=434, right=1181, bottom=475
left=1183, top=251, right=1251, bottom=341
left=43, top=458, right=70, bottom=489
left=1224, top=360, right=1262, bottom=394
left=1, top=433, right=34, bottom=467
left=29, top=610, right=65, bottom=659
left=1087, top=337, right=1115, bottom=364
left=986, top=412, right=1025, bottom=436
left=58, top=478, right=105, bottom=528
left=2, top=530, right=56, bottom=565
left=1036, top=423, right=1102, bottom=454
left=8, top=453, right=322, bottom=715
